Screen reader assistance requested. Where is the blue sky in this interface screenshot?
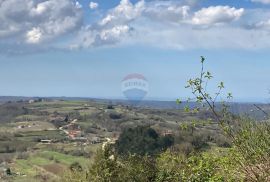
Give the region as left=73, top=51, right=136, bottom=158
left=0, top=0, right=270, bottom=102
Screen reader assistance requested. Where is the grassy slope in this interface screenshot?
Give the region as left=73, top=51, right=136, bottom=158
left=11, top=150, right=89, bottom=181
left=0, top=100, right=223, bottom=181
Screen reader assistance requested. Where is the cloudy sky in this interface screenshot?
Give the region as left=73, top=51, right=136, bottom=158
left=0, top=0, right=270, bottom=102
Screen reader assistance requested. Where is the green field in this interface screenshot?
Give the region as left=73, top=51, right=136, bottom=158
left=10, top=150, right=89, bottom=182
left=0, top=99, right=241, bottom=181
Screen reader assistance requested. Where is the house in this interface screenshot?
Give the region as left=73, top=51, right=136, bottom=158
left=91, top=137, right=101, bottom=144
left=28, top=99, right=35, bottom=104
left=73, top=137, right=87, bottom=142
left=40, top=139, right=52, bottom=144
left=162, top=130, right=174, bottom=136
left=68, top=130, right=82, bottom=139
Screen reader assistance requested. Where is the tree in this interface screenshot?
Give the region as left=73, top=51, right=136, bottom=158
left=115, top=126, right=174, bottom=156
left=6, top=168, right=11, bottom=175
left=69, top=162, right=82, bottom=172
left=179, top=56, right=270, bottom=181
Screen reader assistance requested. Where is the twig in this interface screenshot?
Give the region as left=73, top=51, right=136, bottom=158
left=253, top=104, right=269, bottom=119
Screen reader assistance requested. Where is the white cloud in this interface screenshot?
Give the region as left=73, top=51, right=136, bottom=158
left=126, top=21, right=270, bottom=50
left=26, top=27, right=43, bottom=43
left=0, top=0, right=83, bottom=45
left=144, top=2, right=190, bottom=23
left=192, top=6, right=244, bottom=26
left=100, top=25, right=130, bottom=41
left=71, top=25, right=131, bottom=49
left=75, top=1, right=83, bottom=9
left=99, top=0, right=145, bottom=26
left=250, top=19, right=270, bottom=30
left=31, top=3, right=47, bottom=15
left=80, top=1, right=270, bottom=50
left=251, top=0, right=270, bottom=4
left=75, top=1, right=247, bottom=49
left=99, top=2, right=245, bottom=28
left=71, top=0, right=143, bottom=48
left=257, top=20, right=270, bottom=27
left=89, top=2, right=99, bottom=10
left=75, top=0, right=192, bottom=48
left=2, top=0, right=270, bottom=53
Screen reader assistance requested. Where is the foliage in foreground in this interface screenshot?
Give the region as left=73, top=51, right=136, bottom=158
left=62, top=129, right=269, bottom=182
left=180, top=56, right=270, bottom=181
left=63, top=145, right=243, bottom=182
left=62, top=56, right=270, bottom=182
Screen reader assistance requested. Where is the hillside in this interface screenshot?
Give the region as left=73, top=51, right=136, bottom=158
left=0, top=98, right=230, bottom=181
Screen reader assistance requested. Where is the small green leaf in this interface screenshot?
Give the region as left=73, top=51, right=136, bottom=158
left=218, top=82, right=225, bottom=89
left=227, top=93, right=233, bottom=99
left=184, top=106, right=190, bottom=112
left=200, top=56, right=205, bottom=63
left=176, top=99, right=182, bottom=105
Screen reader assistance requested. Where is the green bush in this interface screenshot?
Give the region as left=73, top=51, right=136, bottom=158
left=70, top=162, right=83, bottom=172
left=87, top=147, right=123, bottom=182
left=116, top=126, right=174, bottom=156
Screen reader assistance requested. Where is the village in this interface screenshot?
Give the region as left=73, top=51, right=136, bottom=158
left=0, top=98, right=181, bottom=181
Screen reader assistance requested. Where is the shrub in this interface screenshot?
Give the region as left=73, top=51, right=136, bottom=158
left=6, top=168, right=11, bottom=175
left=120, top=155, right=157, bottom=182
left=215, top=135, right=232, bottom=148
left=109, top=113, right=122, bottom=120
left=181, top=56, right=270, bottom=181
left=231, top=120, right=270, bottom=181
left=70, top=150, right=85, bottom=157
left=173, top=143, right=194, bottom=156
left=107, top=105, right=114, bottom=109
left=156, top=149, right=241, bottom=182
left=88, top=147, right=122, bottom=182
left=191, top=132, right=209, bottom=150
left=69, top=162, right=83, bottom=172
left=116, top=126, right=174, bottom=156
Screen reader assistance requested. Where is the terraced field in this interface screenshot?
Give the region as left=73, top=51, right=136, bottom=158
left=0, top=99, right=231, bottom=181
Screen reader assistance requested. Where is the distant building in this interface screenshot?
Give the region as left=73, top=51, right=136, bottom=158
left=91, top=137, right=101, bottom=144
left=17, top=125, right=25, bottom=129
left=73, top=137, right=87, bottom=142
left=68, top=130, right=82, bottom=139
left=162, top=130, right=174, bottom=136
left=40, top=140, right=52, bottom=144
left=28, top=99, right=35, bottom=104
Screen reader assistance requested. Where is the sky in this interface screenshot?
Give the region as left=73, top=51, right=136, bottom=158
left=0, top=0, right=270, bottom=102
